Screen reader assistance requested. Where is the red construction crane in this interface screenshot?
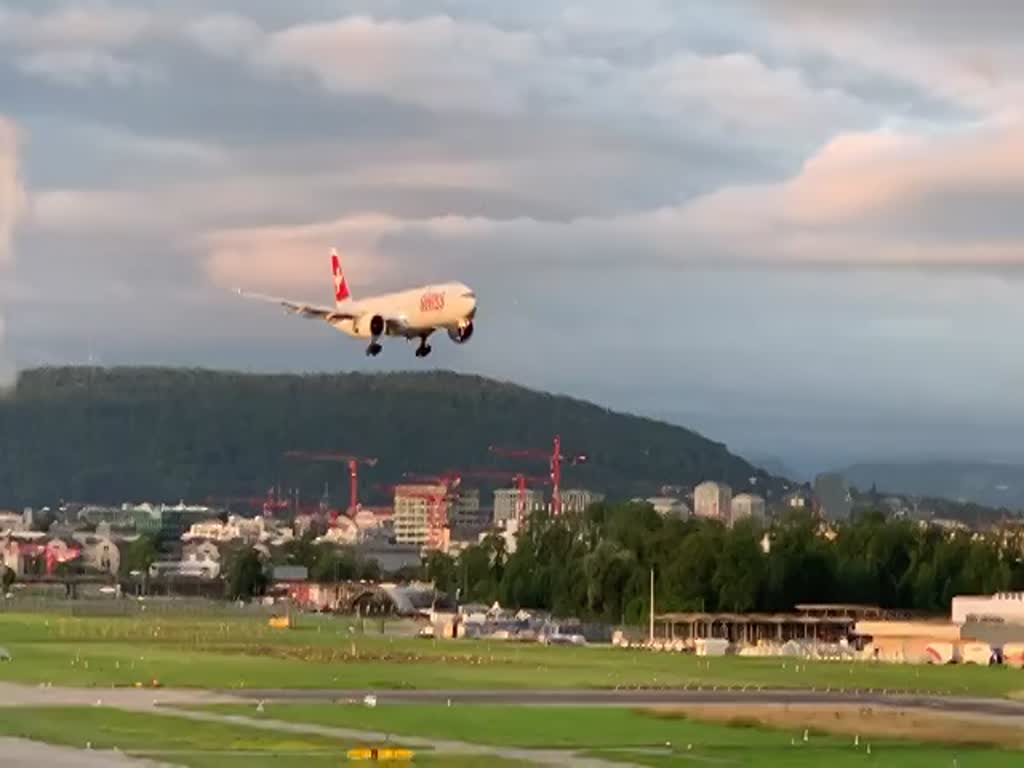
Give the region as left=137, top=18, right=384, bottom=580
left=489, top=434, right=586, bottom=516
left=458, top=469, right=550, bottom=524
left=402, top=471, right=463, bottom=493
left=284, top=451, right=379, bottom=519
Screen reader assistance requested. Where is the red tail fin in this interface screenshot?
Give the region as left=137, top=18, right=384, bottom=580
left=331, top=248, right=351, bottom=304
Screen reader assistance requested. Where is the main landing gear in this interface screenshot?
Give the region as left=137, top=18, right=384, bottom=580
left=366, top=341, right=382, bottom=357
left=415, top=337, right=432, bottom=358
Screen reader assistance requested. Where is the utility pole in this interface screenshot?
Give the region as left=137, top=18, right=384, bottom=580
left=648, top=567, right=655, bottom=644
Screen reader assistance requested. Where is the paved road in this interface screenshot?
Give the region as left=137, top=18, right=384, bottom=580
left=224, top=686, right=1024, bottom=719
left=0, top=739, right=173, bottom=768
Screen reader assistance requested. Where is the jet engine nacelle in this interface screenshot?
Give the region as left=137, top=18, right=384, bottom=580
left=354, top=314, right=386, bottom=339
left=448, top=320, right=474, bottom=344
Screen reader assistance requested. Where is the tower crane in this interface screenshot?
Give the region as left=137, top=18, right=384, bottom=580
left=457, top=469, right=550, bottom=524
left=284, top=451, right=379, bottom=522
left=488, top=435, right=587, bottom=516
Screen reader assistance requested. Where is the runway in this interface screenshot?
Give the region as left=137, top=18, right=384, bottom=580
left=225, top=686, right=1024, bottom=719
left=0, top=739, right=174, bottom=768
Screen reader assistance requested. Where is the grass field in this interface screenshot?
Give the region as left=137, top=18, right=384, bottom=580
left=0, top=706, right=526, bottom=767
left=1, top=612, right=1022, bottom=697
left=196, top=703, right=1024, bottom=767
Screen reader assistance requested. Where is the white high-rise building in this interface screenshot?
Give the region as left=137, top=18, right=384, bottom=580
left=694, top=481, right=733, bottom=522
left=393, top=484, right=449, bottom=549
left=730, top=493, right=766, bottom=525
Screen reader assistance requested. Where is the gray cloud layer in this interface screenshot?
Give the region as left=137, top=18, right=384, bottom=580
left=4, top=1, right=1024, bottom=471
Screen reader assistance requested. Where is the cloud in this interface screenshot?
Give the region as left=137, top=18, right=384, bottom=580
left=746, top=2, right=1024, bottom=117
left=185, top=13, right=266, bottom=57
left=0, top=3, right=154, bottom=49
left=204, top=213, right=444, bottom=295
left=201, top=117, right=1024, bottom=286
left=262, top=16, right=549, bottom=114
left=179, top=12, right=868, bottom=152
left=15, top=48, right=151, bottom=87
left=679, top=118, right=1024, bottom=265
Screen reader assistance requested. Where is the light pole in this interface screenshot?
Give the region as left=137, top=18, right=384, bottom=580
left=648, top=567, right=655, bottom=644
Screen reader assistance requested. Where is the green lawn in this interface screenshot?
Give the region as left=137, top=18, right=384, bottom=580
left=198, top=703, right=1024, bottom=767
left=0, top=706, right=526, bottom=767
left=1, top=612, right=1022, bottom=697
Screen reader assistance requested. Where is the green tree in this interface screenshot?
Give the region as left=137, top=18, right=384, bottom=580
left=225, top=548, right=268, bottom=600
left=424, top=551, right=457, bottom=595
left=713, top=519, right=766, bottom=612
left=307, top=546, right=359, bottom=583
left=119, top=535, right=158, bottom=578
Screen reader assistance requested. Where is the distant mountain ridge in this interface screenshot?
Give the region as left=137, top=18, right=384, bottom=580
left=0, top=367, right=787, bottom=508
left=842, top=461, right=1024, bottom=510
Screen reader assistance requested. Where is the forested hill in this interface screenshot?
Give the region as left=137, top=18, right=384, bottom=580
left=0, top=367, right=785, bottom=507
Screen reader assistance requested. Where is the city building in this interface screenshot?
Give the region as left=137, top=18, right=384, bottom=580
left=182, top=540, right=221, bottom=567
left=645, top=497, right=691, bottom=519
left=71, top=535, right=121, bottom=575
left=783, top=489, right=812, bottom=510
left=0, top=511, right=27, bottom=534
left=493, top=487, right=545, bottom=524
left=129, top=502, right=215, bottom=539
left=730, top=493, right=766, bottom=524
left=814, top=473, right=852, bottom=521
left=315, top=516, right=360, bottom=546
left=181, top=514, right=280, bottom=544
left=393, top=484, right=449, bottom=550
left=450, top=489, right=486, bottom=528
left=694, top=481, right=732, bottom=522
left=77, top=505, right=137, bottom=529
left=560, top=488, right=605, bottom=515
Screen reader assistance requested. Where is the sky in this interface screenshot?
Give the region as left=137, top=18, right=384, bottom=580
left=3, top=0, right=1024, bottom=475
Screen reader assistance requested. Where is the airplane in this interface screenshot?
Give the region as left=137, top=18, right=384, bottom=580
left=237, top=249, right=477, bottom=358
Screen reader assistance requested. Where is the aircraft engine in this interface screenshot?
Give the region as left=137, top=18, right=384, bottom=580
left=447, top=320, right=474, bottom=344
left=368, top=315, right=385, bottom=337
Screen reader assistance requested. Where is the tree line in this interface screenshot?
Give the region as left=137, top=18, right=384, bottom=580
left=424, top=503, right=1024, bottom=623
left=115, top=501, right=1024, bottom=617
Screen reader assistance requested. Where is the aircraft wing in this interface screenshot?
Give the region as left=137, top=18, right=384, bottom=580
left=237, top=290, right=414, bottom=335
left=235, top=289, right=358, bottom=322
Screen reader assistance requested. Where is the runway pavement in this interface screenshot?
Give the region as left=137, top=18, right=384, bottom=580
left=0, top=739, right=174, bottom=768
left=224, top=686, right=1024, bottom=719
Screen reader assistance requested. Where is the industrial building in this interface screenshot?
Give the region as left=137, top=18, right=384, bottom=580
left=694, top=481, right=732, bottom=522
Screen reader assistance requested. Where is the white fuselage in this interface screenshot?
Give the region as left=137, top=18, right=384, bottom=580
left=331, top=282, right=476, bottom=339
